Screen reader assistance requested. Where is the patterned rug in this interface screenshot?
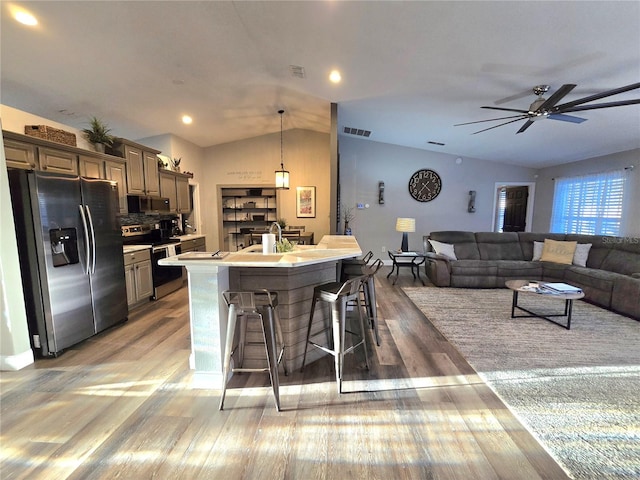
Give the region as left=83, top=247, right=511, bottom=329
left=402, top=287, right=640, bottom=480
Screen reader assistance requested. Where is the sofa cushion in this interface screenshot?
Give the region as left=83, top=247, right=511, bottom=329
left=449, top=260, right=498, bottom=288
left=428, top=239, right=457, bottom=260
left=541, top=261, right=568, bottom=282
left=564, top=266, right=616, bottom=294
left=429, top=231, right=480, bottom=260
left=496, top=260, right=543, bottom=279
left=518, top=232, right=566, bottom=260
left=532, top=241, right=544, bottom=261
left=599, top=238, right=640, bottom=276
left=573, top=243, right=592, bottom=267
left=611, top=275, right=640, bottom=320
left=565, top=235, right=611, bottom=268
left=540, top=239, right=577, bottom=264
left=450, top=260, right=498, bottom=277
left=475, top=232, right=524, bottom=260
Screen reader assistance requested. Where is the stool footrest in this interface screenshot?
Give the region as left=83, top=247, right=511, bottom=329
left=232, top=367, right=270, bottom=373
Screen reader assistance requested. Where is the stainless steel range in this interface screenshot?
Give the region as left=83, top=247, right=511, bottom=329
left=122, top=224, right=183, bottom=299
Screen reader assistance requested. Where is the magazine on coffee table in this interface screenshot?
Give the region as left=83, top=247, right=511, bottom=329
left=540, top=282, right=583, bottom=294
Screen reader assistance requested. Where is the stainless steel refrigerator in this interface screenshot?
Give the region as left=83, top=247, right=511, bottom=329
left=8, top=169, right=128, bottom=356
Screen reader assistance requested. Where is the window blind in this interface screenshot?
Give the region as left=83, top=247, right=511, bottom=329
left=550, top=169, right=627, bottom=235
left=496, top=187, right=507, bottom=232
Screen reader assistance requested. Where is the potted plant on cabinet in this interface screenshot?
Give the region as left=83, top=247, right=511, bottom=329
left=82, top=116, right=114, bottom=153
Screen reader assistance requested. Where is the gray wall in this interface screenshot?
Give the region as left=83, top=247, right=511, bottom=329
left=533, top=149, right=640, bottom=236
left=338, top=136, right=537, bottom=257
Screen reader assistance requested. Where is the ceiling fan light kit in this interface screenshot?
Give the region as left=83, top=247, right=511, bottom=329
left=456, top=82, right=640, bottom=134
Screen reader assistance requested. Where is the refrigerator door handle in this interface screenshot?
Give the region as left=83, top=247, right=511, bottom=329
left=85, top=205, right=97, bottom=275
left=79, top=204, right=91, bottom=275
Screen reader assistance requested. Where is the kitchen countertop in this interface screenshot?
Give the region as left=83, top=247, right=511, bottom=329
left=159, top=235, right=361, bottom=268
left=123, top=245, right=152, bottom=254
left=171, top=233, right=206, bottom=242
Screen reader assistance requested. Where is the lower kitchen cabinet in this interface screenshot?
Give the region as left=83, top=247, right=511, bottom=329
left=180, top=236, right=206, bottom=252
left=124, top=249, right=153, bottom=307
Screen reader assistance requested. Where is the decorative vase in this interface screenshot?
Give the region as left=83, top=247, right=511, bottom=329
left=94, top=143, right=105, bottom=154
left=344, top=221, right=352, bottom=236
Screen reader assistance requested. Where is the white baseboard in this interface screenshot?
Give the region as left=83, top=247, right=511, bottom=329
left=0, top=349, right=34, bottom=371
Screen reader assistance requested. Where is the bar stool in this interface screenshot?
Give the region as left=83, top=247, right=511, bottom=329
left=220, top=289, right=287, bottom=411
left=342, top=258, right=384, bottom=346
left=301, top=275, right=369, bottom=393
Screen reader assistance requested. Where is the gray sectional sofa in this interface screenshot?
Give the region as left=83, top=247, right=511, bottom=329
left=423, top=231, right=640, bottom=320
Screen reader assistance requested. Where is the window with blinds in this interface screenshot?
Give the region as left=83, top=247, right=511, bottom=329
left=550, top=169, right=627, bottom=235
left=495, top=187, right=507, bottom=232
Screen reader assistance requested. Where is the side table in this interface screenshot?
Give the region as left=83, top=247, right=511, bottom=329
left=387, top=251, right=426, bottom=285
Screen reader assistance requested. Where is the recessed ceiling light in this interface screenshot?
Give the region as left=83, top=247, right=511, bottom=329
left=329, top=70, right=342, bottom=83
left=12, top=8, right=38, bottom=26
left=182, top=115, right=193, bottom=125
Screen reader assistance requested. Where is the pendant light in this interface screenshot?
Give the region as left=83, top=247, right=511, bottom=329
left=275, top=109, right=290, bottom=189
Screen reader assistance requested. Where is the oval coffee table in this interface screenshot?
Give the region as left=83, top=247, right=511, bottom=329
left=505, top=280, right=585, bottom=330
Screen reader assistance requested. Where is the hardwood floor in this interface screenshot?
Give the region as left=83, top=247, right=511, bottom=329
left=0, top=268, right=570, bottom=479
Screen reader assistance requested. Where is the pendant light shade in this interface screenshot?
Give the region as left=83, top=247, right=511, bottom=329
left=275, top=109, right=290, bottom=189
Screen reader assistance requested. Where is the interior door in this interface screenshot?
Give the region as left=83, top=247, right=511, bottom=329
left=502, top=186, right=529, bottom=232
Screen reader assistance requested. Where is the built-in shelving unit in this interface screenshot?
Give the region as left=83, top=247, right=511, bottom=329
left=219, top=186, right=278, bottom=251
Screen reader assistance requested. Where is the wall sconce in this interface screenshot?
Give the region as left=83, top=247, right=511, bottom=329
left=468, top=190, right=476, bottom=213
left=395, top=217, right=415, bottom=252
left=378, top=181, right=385, bottom=204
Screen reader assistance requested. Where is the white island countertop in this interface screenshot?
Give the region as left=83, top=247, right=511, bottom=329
left=159, top=235, right=361, bottom=268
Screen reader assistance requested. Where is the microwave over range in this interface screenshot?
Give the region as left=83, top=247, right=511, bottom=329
left=126, top=195, right=170, bottom=214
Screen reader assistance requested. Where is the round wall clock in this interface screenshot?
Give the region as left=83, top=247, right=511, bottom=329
left=408, top=169, right=442, bottom=202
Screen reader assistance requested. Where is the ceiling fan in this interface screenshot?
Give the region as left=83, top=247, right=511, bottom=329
left=455, top=82, right=640, bottom=134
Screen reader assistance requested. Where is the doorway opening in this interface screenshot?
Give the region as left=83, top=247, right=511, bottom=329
left=491, top=182, right=536, bottom=232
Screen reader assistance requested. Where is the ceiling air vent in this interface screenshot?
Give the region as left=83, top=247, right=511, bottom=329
left=289, top=65, right=306, bottom=79
left=343, top=127, right=371, bottom=137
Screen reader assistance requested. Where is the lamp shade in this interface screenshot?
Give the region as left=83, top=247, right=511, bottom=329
left=275, top=169, right=290, bottom=189
left=395, top=217, right=416, bottom=233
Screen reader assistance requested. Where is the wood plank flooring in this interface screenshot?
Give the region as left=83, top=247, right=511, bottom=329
left=0, top=268, right=570, bottom=479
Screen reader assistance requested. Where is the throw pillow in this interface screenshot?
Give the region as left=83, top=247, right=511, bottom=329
left=573, top=243, right=592, bottom=267
left=540, top=239, right=577, bottom=265
left=429, top=239, right=457, bottom=260
left=532, top=241, right=544, bottom=261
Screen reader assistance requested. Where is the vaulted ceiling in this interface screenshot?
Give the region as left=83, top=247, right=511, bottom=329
left=2, top=1, right=639, bottom=168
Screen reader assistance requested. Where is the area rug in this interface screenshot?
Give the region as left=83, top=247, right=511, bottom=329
left=402, top=287, right=640, bottom=480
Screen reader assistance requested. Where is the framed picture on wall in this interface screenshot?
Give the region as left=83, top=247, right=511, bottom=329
left=296, top=186, right=316, bottom=218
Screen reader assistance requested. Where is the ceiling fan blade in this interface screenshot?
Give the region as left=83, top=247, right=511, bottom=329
left=537, top=84, right=577, bottom=110
left=494, top=89, right=532, bottom=105
left=547, top=113, right=587, bottom=124
left=481, top=106, right=529, bottom=114
left=557, top=98, right=640, bottom=113
left=554, top=82, right=640, bottom=110
left=471, top=117, right=527, bottom=135
left=454, top=114, right=527, bottom=126
left=516, top=119, right=535, bottom=134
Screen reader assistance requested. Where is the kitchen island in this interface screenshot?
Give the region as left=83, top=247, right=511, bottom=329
left=159, top=235, right=361, bottom=388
